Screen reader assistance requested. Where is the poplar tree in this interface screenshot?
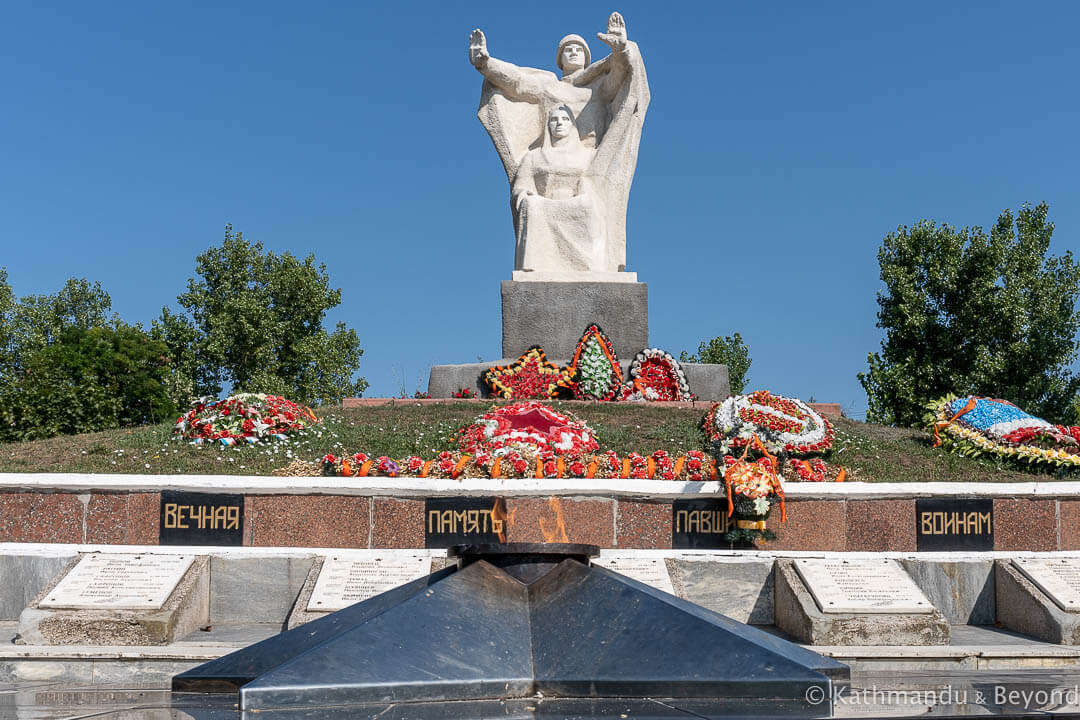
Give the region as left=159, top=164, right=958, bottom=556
left=859, top=203, right=1080, bottom=426
left=160, top=225, right=368, bottom=407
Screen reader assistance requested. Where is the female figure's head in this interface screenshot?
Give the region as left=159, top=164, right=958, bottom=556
left=547, top=105, right=576, bottom=143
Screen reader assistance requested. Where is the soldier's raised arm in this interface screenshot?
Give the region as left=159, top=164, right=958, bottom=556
left=469, top=29, right=550, bottom=102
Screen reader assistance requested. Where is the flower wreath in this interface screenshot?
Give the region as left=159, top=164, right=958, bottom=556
left=622, top=348, right=692, bottom=401
left=558, top=324, right=623, bottom=401
left=928, top=395, right=1080, bottom=469
left=483, top=346, right=570, bottom=400
left=720, top=435, right=785, bottom=544
left=706, top=390, right=834, bottom=456
left=454, top=401, right=599, bottom=458
left=321, top=448, right=718, bottom=481
left=175, top=393, right=319, bottom=445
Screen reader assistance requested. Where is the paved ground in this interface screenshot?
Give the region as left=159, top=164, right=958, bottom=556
left=6, top=670, right=1080, bottom=718
left=6, top=622, right=1080, bottom=718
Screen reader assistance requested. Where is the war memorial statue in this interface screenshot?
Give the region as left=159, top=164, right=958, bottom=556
left=469, top=12, right=649, bottom=281
left=428, top=12, right=726, bottom=397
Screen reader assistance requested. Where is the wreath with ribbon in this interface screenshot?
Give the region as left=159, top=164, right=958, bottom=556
left=928, top=395, right=1080, bottom=470
left=483, top=346, right=571, bottom=400
left=175, top=393, right=319, bottom=445
left=454, top=401, right=599, bottom=458
left=721, top=435, right=786, bottom=544
left=706, top=390, right=833, bottom=456
left=623, top=348, right=693, bottom=401
left=558, top=324, right=623, bottom=401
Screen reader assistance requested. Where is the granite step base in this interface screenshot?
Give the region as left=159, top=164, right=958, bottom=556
left=427, top=359, right=729, bottom=400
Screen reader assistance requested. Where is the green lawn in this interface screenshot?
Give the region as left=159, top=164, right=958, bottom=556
left=0, top=402, right=1071, bottom=483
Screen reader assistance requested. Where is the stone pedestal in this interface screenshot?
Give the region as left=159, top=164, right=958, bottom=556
left=16, top=556, right=210, bottom=646
left=774, top=560, right=949, bottom=646
left=425, top=278, right=730, bottom=400
left=995, top=559, right=1080, bottom=644
left=501, top=280, right=648, bottom=360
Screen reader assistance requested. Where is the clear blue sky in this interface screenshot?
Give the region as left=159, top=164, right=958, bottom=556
left=2, top=2, right=1078, bottom=417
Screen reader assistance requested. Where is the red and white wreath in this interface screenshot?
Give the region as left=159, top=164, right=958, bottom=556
left=455, top=401, right=599, bottom=458
left=622, top=348, right=692, bottom=401
left=706, top=390, right=834, bottom=455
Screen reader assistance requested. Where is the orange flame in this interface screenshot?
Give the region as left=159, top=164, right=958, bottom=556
left=491, top=498, right=516, bottom=543
left=539, top=496, right=570, bottom=543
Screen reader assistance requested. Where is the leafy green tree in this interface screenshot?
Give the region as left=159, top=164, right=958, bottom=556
left=169, top=225, right=368, bottom=406
left=0, top=325, right=175, bottom=441
left=0, top=274, right=116, bottom=381
left=11, top=277, right=115, bottom=350
left=680, top=333, right=752, bottom=395
left=859, top=202, right=1080, bottom=426
left=150, top=307, right=204, bottom=410
left=0, top=269, right=15, bottom=378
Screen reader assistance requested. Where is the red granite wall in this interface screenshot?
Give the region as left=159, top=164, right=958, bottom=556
left=0, top=490, right=1070, bottom=551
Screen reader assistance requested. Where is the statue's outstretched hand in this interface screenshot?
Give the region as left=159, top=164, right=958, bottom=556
left=469, top=29, right=489, bottom=69
left=597, top=12, right=627, bottom=51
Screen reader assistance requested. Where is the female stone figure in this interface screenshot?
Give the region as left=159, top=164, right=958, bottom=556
left=512, top=106, right=606, bottom=272
left=469, top=12, right=649, bottom=276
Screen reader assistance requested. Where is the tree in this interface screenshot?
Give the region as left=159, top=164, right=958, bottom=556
left=0, top=273, right=116, bottom=381
left=0, top=273, right=178, bottom=441
left=859, top=203, right=1080, bottom=426
left=168, top=225, right=368, bottom=406
left=0, top=269, right=15, bottom=378
left=150, top=307, right=204, bottom=411
left=0, top=325, right=175, bottom=441
left=680, top=333, right=752, bottom=395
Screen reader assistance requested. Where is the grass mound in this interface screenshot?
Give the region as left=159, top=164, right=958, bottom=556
left=0, top=402, right=1074, bottom=482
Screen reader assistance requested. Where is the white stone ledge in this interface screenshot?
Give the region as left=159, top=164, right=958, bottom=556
left=814, top=645, right=1080, bottom=659
left=0, top=473, right=1076, bottom=499
left=0, top=644, right=229, bottom=660
left=4, top=542, right=1080, bottom=562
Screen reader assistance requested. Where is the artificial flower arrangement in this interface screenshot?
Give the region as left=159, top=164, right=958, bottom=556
left=454, top=401, right=599, bottom=458
left=719, top=435, right=785, bottom=545
left=927, top=394, right=1080, bottom=470
left=785, top=457, right=845, bottom=483
left=319, top=401, right=717, bottom=480
left=558, top=325, right=623, bottom=401
left=702, top=391, right=846, bottom=544
left=479, top=331, right=695, bottom=403
left=705, top=390, right=834, bottom=456
left=483, top=346, right=571, bottom=400
left=320, top=448, right=717, bottom=481
left=622, top=348, right=693, bottom=402
left=175, top=393, right=319, bottom=445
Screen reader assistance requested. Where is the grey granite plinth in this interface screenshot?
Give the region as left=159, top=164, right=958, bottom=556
left=995, top=560, right=1080, bottom=644
left=900, top=559, right=995, bottom=625
left=210, top=557, right=313, bottom=625
left=427, top=362, right=498, bottom=399
left=0, top=554, right=78, bottom=621
left=16, top=557, right=210, bottom=646
left=428, top=360, right=729, bottom=400
left=287, top=557, right=327, bottom=630
left=501, top=281, right=648, bottom=359
left=681, top=363, right=729, bottom=401
left=669, top=558, right=774, bottom=624
left=774, top=560, right=949, bottom=646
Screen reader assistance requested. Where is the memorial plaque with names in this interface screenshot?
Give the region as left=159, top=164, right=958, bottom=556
left=39, top=553, right=195, bottom=610
left=916, top=498, right=993, bottom=551
left=307, top=554, right=433, bottom=612
left=793, top=558, right=933, bottom=614
left=592, top=556, right=675, bottom=595
left=671, top=498, right=732, bottom=549
left=159, top=491, right=244, bottom=546
left=425, top=497, right=504, bottom=548
left=1013, top=558, right=1080, bottom=613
